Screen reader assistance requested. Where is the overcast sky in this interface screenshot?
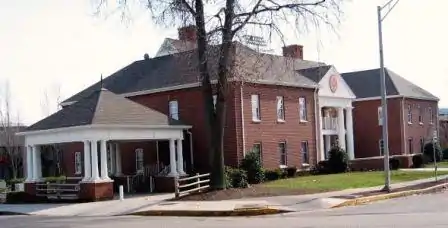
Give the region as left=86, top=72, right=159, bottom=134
left=1, top=0, right=447, bottom=125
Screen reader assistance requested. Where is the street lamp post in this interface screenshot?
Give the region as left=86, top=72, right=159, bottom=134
left=377, top=0, right=401, bottom=192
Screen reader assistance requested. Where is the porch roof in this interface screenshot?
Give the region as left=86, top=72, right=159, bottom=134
left=18, top=88, right=191, bottom=145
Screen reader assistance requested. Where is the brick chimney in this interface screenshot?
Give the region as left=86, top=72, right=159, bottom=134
left=282, top=44, right=303, bottom=59
left=178, top=25, right=197, bottom=42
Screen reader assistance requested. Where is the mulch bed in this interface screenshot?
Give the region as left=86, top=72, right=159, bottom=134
left=173, top=185, right=332, bottom=201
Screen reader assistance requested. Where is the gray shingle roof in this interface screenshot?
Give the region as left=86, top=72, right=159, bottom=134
left=63, top=42, right=323, bottom=104
left=341, top=68, right=439, bottom=100
left=297, top=65, right=332, bottom=83
left=28, top=88, right=184, bottom=131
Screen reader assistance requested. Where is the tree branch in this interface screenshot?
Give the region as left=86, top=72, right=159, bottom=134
left=235, top=0, right=326, bottom=17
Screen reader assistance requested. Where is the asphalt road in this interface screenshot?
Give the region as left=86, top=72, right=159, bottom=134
left=2, top=191, right=448, bottom=228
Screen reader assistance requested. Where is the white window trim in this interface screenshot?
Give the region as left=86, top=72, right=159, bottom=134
left=407, top=104, right=412, bottom=124
left=135, top=148, right=144, bottom=174
left=301, top=141, right=309, bottom=165
left=428, top=107, right=434, bottom=124
left=169, top=100, right=179, bottom=120
left=378, top=106, right=383, bottom=126
left=299, top=97, right=307, bottom=122
left=251, top=94, right=261, bottom=122
left=213, top=95, right=217, bottom=110
left=418, top=105, right=423, bottom=125
left=279, top=142, right=287, bottom=167
left=74, top=151, right=82, bottom=175
left=276, top=96, right=285, bottom=122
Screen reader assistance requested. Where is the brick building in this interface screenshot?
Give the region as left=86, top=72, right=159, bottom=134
left=19, top=26, right=359, bottom=200
left=439, top=108, right=448, bottom=149
left=342, top=68, right=439, bottom=168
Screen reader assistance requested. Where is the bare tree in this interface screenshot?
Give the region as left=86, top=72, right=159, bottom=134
left=0, top=82, right=23, bottom=180
left=40, top=83, right=64, bottom=177
left=95, top=0, right=344, bottom=189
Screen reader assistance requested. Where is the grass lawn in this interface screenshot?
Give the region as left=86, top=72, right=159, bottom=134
left=262, top=170, right=448, bottom=191
left=424, top=161, right=448, bottom=168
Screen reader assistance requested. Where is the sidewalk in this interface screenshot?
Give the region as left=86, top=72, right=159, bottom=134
left=0, top=174, right=446, bottom=217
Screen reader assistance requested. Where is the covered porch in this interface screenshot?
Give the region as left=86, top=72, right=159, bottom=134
left=17, top=88, right=192, bottom=201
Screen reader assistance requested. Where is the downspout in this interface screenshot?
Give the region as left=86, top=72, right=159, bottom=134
left=240, top=81, right=246, bottom=159
left=187, top=130, right=194, bottom=170
left=313, top=86, right=320, bottom=161
left=401, top=97, right=406, bottom=154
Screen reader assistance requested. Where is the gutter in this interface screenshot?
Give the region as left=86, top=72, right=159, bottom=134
left=187, top=130, right=194, bottom=169
left=240, top=81, right=246, bottom=159
left=313, top=86, right=321, bottom=161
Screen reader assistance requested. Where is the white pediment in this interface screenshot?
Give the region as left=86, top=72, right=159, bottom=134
left=318, top=66, right=356, bottom=99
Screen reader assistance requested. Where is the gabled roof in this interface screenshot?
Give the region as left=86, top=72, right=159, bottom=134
left=341, top=68, right=439, bottom=100
left=62, top=42, right=323, bottom=105
left=297, top=65, right=332, bottom=82
left=28, top=88, right=183, bottom=131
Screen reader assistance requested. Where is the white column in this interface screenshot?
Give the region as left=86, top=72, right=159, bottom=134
left=114, top=143, right=122, bottom=176
left=346, top=106, right=355, bottom=160
left=168, top=139, right=178, bottom=177
left=25, top=145, right=33, bottom=182
left=90, top=140, right=100, bottom=181
left=82, top=141, right=91, bottom=182
left=100, top=140, right=110, bottom=180
left=318, top=106, right=325, bottom=161
left=325, top=135, right=332, bottom=158
left=337, top=107, right=346, bottom=151
left=31, top=145, right=38, bottom=181
left=176, top=139, right=186, bottom=175
left=35, top=146, right=42, bottom=180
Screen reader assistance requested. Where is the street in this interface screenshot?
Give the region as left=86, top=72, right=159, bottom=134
left=2, top=191, right=448, bottom=228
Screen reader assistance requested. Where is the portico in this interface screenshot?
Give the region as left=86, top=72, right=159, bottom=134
left=18, top=88, right=191, bottom=201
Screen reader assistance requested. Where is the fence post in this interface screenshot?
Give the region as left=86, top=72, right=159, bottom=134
left=174, top=175, right=179, bottom=198
left=119, top=185, right=124, bottom=201
left=196, top=173, right=201, bottom=193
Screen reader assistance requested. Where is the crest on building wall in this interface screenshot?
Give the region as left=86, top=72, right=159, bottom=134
left=329, top=75, right=338, bottom=93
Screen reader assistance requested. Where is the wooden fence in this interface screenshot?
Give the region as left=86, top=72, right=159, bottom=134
left=174, top=173, right=210, bottom=198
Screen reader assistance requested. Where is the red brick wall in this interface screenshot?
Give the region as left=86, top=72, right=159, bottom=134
left=403, top=98, right=439, bottom=154
left=352, top=98, right=403, bottom=158
left=241, top=83, right=317, bottom=170
left=61, top=142, right=83, bottom=177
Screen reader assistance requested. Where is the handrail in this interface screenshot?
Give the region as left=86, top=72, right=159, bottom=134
left=174, top=173, right=210, bottom=198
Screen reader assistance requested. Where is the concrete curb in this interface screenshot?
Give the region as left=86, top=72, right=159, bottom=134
left=126, top=207, right=290, bottom=217
left=331, top=182, right=448, bottom=208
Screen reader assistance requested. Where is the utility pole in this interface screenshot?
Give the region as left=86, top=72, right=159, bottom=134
left=377, top=0, right=401, bottom=192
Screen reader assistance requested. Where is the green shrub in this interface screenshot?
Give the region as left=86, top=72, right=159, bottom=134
left=6, top=178, right=25, bottom=187
left=423, top=142, right=443, bottom=162
left=412, top=154, right=424, bottom=168
left=285, top=166, right=297, bottom=178
left=443, top=148, right=448, bottom=160
left=225, top=167, right=248, bottom=188
left=389, top=157, right=400, bottom=170
left=311, top=160, right=330, bottom=175
left=328, top=146, right=349, bottom=173
left=44, top=176, right=67, bottom=183
left=240, top=151, right=265, bottom=184
left=264, top=169, right=281, bottom=181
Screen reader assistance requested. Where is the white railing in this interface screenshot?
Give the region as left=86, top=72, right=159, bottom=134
left=322, top=117, right=338, bottom=130
left=174, top=173, right=210, bottom=198
left=36, top=182, right=80, bottom=200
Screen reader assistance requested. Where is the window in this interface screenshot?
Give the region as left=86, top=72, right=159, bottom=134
left=169, top=100, right=179, bottom=120
left=279, top=142, right=287, bottom=166
left=407, top=104, right=412, bottom=123
left=420, top=138, right=425, bottom=153
left=213, top=95, right=217, bottom=110
left=408, top=137, right=413, bottom=154
left=135, top=148, right=144, bottom=174
left=378, top=106, right=383, bottom=126
left=428, top=107, right=434, bottom=124
left=252, top=143, right=262, bottom=162
left=418, top=105, right=423, bottom=124
left=74, top=152, right=82, bottom=175
left=251, top=94, right=261, bottom=121
left=301, top=141, right=309, bottom=164
left=379, top=139, right=384, bottom=156
left=299, top=97, right=307, bottom=121
left=276, top=96, right=285, bottom=121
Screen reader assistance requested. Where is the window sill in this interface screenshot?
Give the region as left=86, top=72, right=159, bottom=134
left=300, top=120, right=308, bottom=123
left=75, top=172, right=82, bottom=175
left=419, top=122, right=423, bottom=125
left=408, top=122, right=412, bottom=125
left=279, top=165, right=287, bottom=169
left=277, top=119, right=286, bottom=123
left=252, top=119, right=261, bottom=123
